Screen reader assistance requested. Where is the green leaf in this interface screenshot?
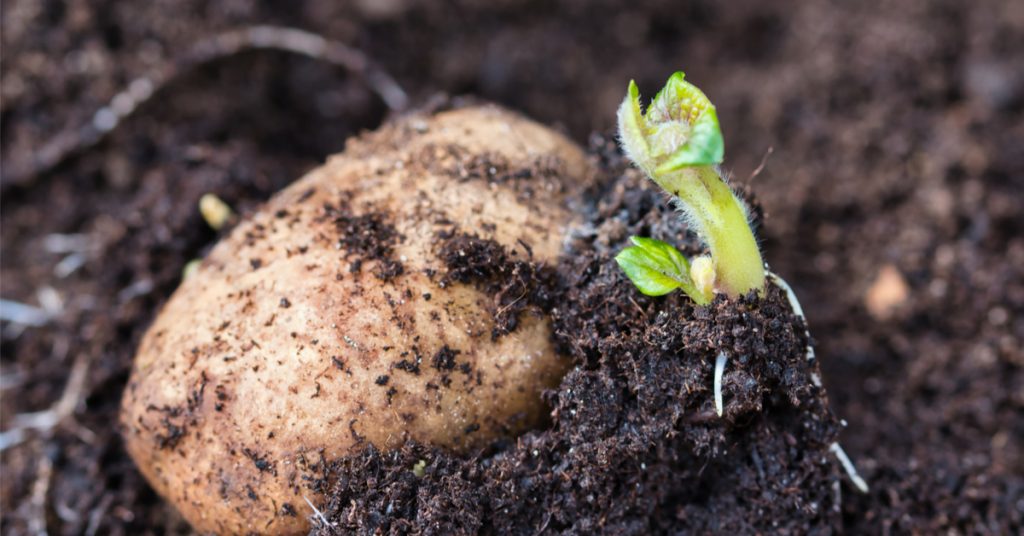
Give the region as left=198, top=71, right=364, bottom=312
left=628, top=236, right=691, bottom=275
left=656, top=107, right=724, bottom=172
left=616, top=79, right=651, bottom=172
left=650, top=72, right=689, bottom=119
left=615, top=237, right=694, bottom=297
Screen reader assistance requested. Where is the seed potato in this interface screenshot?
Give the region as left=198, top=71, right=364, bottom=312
left=120, top=105, right=592, bottom=534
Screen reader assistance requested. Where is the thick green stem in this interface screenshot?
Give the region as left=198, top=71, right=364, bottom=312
left=653, top=166, right=764, bottom=296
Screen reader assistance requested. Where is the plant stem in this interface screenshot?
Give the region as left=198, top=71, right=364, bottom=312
left=655, top=166, right=764, bottom=296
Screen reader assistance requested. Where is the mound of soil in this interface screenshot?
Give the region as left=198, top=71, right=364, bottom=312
left=313, top=144, right=843, bottom=534
left=2, top=0, right=1022, bottom=534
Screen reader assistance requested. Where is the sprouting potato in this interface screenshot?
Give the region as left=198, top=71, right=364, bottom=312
left=120, top=105, right=593, bottom=534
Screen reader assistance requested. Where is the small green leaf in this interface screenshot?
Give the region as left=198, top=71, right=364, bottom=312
left=628, top=236, right=691, bottom=275
left=656, top=107, right=724, bottom=172
left=616, top=80, right=651, bottom=172
left=615, top=237, right=707, bottom=303
left=650, top=72, right=689, bottom=119
left=616, top=247, right=682, bottom=296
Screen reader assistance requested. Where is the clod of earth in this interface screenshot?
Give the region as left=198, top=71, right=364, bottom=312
left=119, top=105, right=593, bottom=534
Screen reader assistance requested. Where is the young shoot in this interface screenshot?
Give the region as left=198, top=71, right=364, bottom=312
left=614, top=72, right=765, bottom=303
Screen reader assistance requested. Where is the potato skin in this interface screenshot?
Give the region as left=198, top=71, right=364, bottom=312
left=120, top=105, right=592, bottom=534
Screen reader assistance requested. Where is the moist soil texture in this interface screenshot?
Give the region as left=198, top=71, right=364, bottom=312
left=2, top=0, right=1023, bottom=534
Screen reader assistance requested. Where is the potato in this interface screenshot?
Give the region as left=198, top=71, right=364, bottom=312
left=120, top=105, right=592, bottom=534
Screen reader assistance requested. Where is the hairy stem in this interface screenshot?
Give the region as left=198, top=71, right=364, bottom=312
left=656, top=166, right=764, bottom=296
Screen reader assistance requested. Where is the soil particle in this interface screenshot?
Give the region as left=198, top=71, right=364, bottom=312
left=318, top=444, right=484, bottom=535
left=154, top=417, right=186, bottom=451
left=430, top=345, right=460, bottom=371
left=243, top=447, right=277, bottom=475
left=438, top=231, right=559, bottom=339
left=325, top=194, right=405, bottom=281
left=393, top=359, right=421, bottom=375
left=864, top=264, right=910, bottom=320
left=427, top=143, right=569, bottom=204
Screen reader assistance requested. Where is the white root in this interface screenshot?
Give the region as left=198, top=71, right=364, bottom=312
left=0, top=353, right=92, bottom=452
left=714, top=352, right=727, bottom=417
left=830, top=442, right=870, bottom=494
left=768, top=269, right=870, bottom=494
left=242, top=26, right=408, bottom=111
left=766, top=270, right=821, bottom=387
left=28, top=446, right=54, bottom=536
left=0, top=299, right=51, bottom=327
left=3, top=25, right=409, bottom=188
left=304, top=495, right=332, bottom=529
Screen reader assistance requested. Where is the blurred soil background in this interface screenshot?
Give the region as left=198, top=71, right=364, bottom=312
left=2, top=0, right=1022, bottom=533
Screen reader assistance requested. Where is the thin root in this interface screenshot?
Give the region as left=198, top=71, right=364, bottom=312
left=3, top=25, right=409, bottom=189
left=766, top=270, right=821, bottom=387
left=304, top=495, right=332, bottom=529
left=714, top=351, right=727, bottom=417
left=0, top=354, right=92, bottom=452
left=830, top=442, right=870, bottom=494
left=768, top=271, right=870, bottom=495
left=748, top=146, right=774, bottom=182
left=0, top=299, right=51, bottom=328
left=28, top=445, right=54, bottom=536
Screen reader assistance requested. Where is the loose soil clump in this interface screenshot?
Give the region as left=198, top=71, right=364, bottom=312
left=438, top=231, right=558, bottom=340
left=324, top=193, right=406, bottom=280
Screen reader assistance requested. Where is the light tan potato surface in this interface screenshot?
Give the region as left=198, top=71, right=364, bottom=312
left=120, top=105, right=591, bottom=534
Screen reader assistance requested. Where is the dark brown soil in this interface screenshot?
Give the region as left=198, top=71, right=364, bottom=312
left=438, top=231, right=558, bottom=340
left=324, top=192, right=406, bottom=281
left=2, top=0, right=1022, bottom=534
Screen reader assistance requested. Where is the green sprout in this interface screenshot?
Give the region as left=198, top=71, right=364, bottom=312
left=412, top=459, right=427, bottom=478
left=614, top=72, right=765, bottom=304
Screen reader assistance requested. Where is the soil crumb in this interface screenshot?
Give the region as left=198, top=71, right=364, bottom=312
left=438, top=231, right=559, bottom=339
left=324, top=193, right=405, bottom=281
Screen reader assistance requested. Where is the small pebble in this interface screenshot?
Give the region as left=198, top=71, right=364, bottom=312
left=865, top=264, right=909, bottom=320
left=199, top=193, right=234, bottom=231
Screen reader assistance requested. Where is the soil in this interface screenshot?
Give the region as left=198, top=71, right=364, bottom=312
left=325, top=193, right=406, bottom=281
left=437, top=230, right=558, bottom=340
left=2, top=0, right=1022, bottom=534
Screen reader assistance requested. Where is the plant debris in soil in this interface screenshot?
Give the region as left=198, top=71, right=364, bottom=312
left=2, top=0, right=1022, bottom=534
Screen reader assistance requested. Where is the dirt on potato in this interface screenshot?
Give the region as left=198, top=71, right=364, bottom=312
left=437, top=230, right=559, bottom=340
left=2, top=0, right=1022, bottom=534
left=325, top=192, right=406, bottom=281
